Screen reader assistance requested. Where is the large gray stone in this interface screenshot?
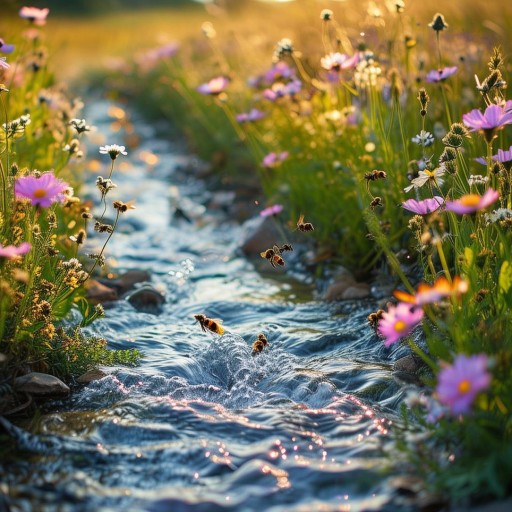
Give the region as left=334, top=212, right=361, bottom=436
left=15, top=372, right=70, bottom=398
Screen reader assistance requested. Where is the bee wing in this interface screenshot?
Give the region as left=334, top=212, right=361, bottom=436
left=212, top=318, right=224, bottom=324
left=297, top=213, right=304, bottom=225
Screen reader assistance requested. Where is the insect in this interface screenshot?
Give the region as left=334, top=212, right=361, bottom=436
left=252, top=333, right=269, bottom=355
left=194, top=314, right=225, bottom=335
left=278, top=243, right=293, bottom=253
left=363, top=170, right=387, bottom=193
left=297, top=213, right=314, bottom=232
left=367, top=309, right=385, bottom=331
left=260, top=245, right=285, bottom=268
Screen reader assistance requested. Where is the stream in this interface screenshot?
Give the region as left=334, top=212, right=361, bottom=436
left=1, top=99, right=417, bottom=512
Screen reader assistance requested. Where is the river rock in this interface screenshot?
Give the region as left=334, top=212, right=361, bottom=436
left=76, top=368, right=108, bottom=384
left=240, top=215, right=283, bottom=256
left=15, top=372, right=70, bottom=398
left=125, top=284, right=165, bottom=314
left=85, top=279, right=118, bottom=304
left=102, top=269, right=151, bottom=295
left=392, top=354, right=425, bottom=386
left=323, top=275, right=370, bottom=301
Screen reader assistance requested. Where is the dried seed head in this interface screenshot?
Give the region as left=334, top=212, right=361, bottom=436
left=444, top=160, right=458, bottom=175
left=488, top=47, right=503, bottom=71
left=417, top=88, right=429, bottom=116
left=428, top=13, right=448, bottom=32
left=408, top=215, right=424, bottom=232
left=442, top=132, right=464, bottom=148
left=320, top=9, right=333, bottom=21
left=449, top=123, right=470, bottom=137
left=439, top=147, right=457, bottom=163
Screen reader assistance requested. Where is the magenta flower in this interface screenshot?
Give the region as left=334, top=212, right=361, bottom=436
left=425, top=66, right=458, bottom=83
left=320, top=52, right=359, bottom=72
left=262, top=151, right=288, bottom=168
left=263, top=80, right=301, bottom=101
left=0, top=242, right=31, bottom=259
left=436, top=354, right=491, bottom=415
left=445, top=188, right=499, bottom=215
left=263, top=62, right=296, bottom=84
left=260, top=204, right=283, bottom=217
left=19, top=6, right=50, bottom=26
left=463, top=103, right=512, bottom=143
left=0, top=38, right=15, bottom=54
left=15, top=172, right=69, bottom=207
left=377, top=302, right=424, bottom=347
left=236, top=108, right=266, bottom=123
left=197, top=76, right=229, bottom=95
left=475, top=145, right=512, bottom=166
left=0, top=57, right=10, bottom=70
left=402, top=196, right=444, bottom=215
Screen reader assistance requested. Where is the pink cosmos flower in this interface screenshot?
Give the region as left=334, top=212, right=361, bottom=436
left=463, top=103, right=512, bottom=143
left=19, top=6, right=50, bottom=26
left=445, top=188, right=499, bottom=215
left=263, top=80, right=302, bottom=101
left=0, top=38, right=15, bottom=54
left=436, top=354, right=491, bottom=415
left=262, top=151, right=288, bottom=168
left=402, top=196, right=444, bottom=215
left=236, top=108, right=266, bottom=123
left=377, top=302, right=424, bottom=347
left=320, top=52, right=359, bottom=72
left=425, top=66, right=458, bottom=83
left=197, top=76, right=229, bottom=95
left=260, top=204, right=284, bottom=217
left=0, top=242, right=31, bottom=259
left=0, top=57, right=10, bottom=70
left=15, top=172, right=69, bottom=207
left=263, top=62, right=296, bottom=84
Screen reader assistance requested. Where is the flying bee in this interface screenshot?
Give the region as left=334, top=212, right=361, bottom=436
left=367, top=309, right=385, bottom=331
left=297, top=213, right=314, bottom=232
left=194, top=314, right=225, bottom=335
left=364, top=170, right=387, bottom=193
left=260, top=245, right=285, bottom=268
left=278, top=243, right=293, bottom=253
left=252, top=333, right=269, bottom=355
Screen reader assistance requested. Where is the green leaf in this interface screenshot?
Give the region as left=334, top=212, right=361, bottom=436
left=499, top=261, right=512, bottom=294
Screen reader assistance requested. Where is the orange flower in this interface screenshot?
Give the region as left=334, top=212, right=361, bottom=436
left=394, top=276, right=468, bottom=305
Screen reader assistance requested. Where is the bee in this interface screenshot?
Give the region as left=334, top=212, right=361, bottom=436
left=297, top=213, right=314, bottom=232
left=370, top=196, right=382, bottom=210
left=363, top=170, right=387, bottom=193
left=260, top=245, right=285, bottom=268
left=367, top=309, right=385, bottom=331
left=252, top=333, right=269, bottom=355
left=278, top=243, right=293, bottom=253
left=194, top=314, right=225, bottom=335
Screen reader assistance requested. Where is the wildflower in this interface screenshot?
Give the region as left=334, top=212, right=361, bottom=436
left=96, top=176, right=117, bottom=194
left=411, top=130, right=434, bottom=147
left=0, top=38, right=15, bottom=54
left=436, top=354, right=491, bottom=415
left=69, top=118, right=92, bottom=134
left=99, top=144, right=127, bottom=160
left=485, top=208, right=512, bottom=224
left=394, top=276, right=468, bottom=305
left=428, top=13, right=448, bottom=32
left=426, top=66, right=457, bottom=83
left=19, top=6, right=50, bottom=25
left=0, top=242, right=31, bottom=259
left=273, top=38, right=294, bottom=62
left=445, top=188, right=499, bottom=215
left=320, top=9, right=333, bottom=21
left=262, top=151, right=288, bottom=168
left=196, top=76, right=229, bottom=95
left=262, top=62, right=296, bottom=84
left=463, top=103, right=512, bottom=143
left=260, top=204, right=283, bottom=217
left=15, top=171, right=69, bottom=207
left=404, top=166, right=445, bottom=192
left=468, top=175, right=489, bottom=186
left=417, top=88, right=429, bottom=116
left=0, top=57, right=10, bottom=71
left=263, top=80, right=302, bottom=101
left=236, top=108, right=266, bottom=123
left=377, top=302, right=424, bottom=347
left=2, top=114, right=31, bottom=139
left=402, top=196, right=444, bottom=215
left=320, top=52, right=359, bottom=72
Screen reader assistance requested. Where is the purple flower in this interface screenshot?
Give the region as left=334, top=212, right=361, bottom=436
left=0, top=242, right=31, bottom=259
left=263, top=80, right=301, bottom=101
left=263, top=62, right=296, bottom=84
left=260, top=204, right=283, bottom=217
left=19, top=6, right=50, bottom=25
left=436, top=354, right=491, bottom=415
left=475, top=145, right=512, bottom=166
left=0, top=57, right=10, bottom=70
left=236, top=108, right=266, bottom=123
left=262, top=151, right=288, bottom=168
left=463, top=103, right=512, bottom=143
left=445, top=188, right=499, bottom=215
left=15, top=172, right=69, bottom=207
left=320, top=52, right=359, bottom=72
left=377, top=302, right=424, bottom=347
left=425, top=66, right=458, bottom=83
left=0, top=38, right=15, bottom=54
left=402, top=196, right=444, bottom=215
left=197, top=76, right=229, bottom=95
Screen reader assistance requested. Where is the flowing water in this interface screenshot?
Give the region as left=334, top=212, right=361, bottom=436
left=1, top=100, right=417, bottom=512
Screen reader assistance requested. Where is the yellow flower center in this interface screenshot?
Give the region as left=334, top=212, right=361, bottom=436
left=425, top=170, right=436, bottom=178
left=458, top=379, right=471, bottom=394
left=33, top=188, right=47, bottom=199
left=459, top=194, right=481, bottom=207
left=394, top=320, right=407, bottom=333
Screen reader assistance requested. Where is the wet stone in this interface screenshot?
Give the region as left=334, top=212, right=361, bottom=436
left=101, top=269, right=151, bottom=295
left=85, top=279, right=118, bottom=304
left=323, top=275, right=370, bottom=301
left=14, top=372, right=70, bottom=398
left=240, top=215, right=283, bottom=256
left=125, top=284, right=165, bottom=314
left=76, top=369, right=108, bottom=384
left=392, top=354, right=426, bottom=386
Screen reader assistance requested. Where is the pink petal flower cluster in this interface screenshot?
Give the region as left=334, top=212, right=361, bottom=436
left=260, top=204, right=283, bottom=217
left=15, top=172, right=69, bottom=208
left=436, top=354, right=491, bottom=415
left=262, top=151, right=288, bottom=168
left=236, top=108, right=266, bottom=123
left=445, top=188, right=499, bottom=215
left=0, top=242, right=31, bottom=259
left=197, top=76, right=229, bottom=95
left=377, top=302, right=424, bottom=347
left=401, top=196, right=444, bottom=215
left=425, top=66, right=457, bottom=83
left=320, top=52, right=360, bottom=72
left=19, top=6, right=49, bottom=26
